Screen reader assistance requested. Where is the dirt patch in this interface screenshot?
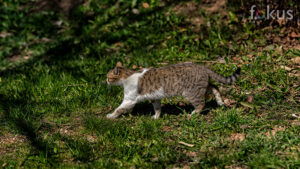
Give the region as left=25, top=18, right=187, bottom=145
left=225, top=165, right=248, bottom=169
left=202, top=0, right=226, bottom=14
left=173, top=0, right=227, bottom=15
left=171, top=0, right=228, bottom=32
left=0, top=133, right=28, bottom=156
left=30, top=0, right=84, bottom=16
left=172, top=1, right=205, bottom=32
left=172, top=0, right=227, bottom=32
left=41, top=115, right=98, bottom=143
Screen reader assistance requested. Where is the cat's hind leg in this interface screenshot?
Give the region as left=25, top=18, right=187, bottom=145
left=211, top=87, right=224, bottom=106
left=207, top=85, right=224, bottom=106
left=184, top=88, right=207, bottom=115
left=152, top=100, right=161, bottom=119
left=107, top=100, right=136, bottom=119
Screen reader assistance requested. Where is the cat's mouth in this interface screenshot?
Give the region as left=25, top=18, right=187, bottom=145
left=107, top=78, right=116, bottom=84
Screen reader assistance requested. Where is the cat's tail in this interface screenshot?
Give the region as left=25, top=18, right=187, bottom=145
left=207, top=67, right=241, bottom=84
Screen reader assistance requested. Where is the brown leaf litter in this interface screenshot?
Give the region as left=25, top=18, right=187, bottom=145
left=228, top=133, right=246, bottom=142
left=225, top=165, right=248, bottom=169
left=0, top=133, right=28, bottom=155
left=264, top=126, right=286, bottom=138
left=171, top=0, right=227, bottom=32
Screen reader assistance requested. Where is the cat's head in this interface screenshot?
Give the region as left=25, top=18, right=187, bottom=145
left=106, top=62, right=133, bottom=85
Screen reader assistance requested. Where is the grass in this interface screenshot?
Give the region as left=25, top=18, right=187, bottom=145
left=0, top=0, right=300, bottom=168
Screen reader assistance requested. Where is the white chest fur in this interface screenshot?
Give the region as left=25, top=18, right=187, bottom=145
left=121, top=69, right=165, bottom=102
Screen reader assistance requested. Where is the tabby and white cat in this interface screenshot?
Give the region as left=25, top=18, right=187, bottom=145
left=106, top=62, right=240, bottom=119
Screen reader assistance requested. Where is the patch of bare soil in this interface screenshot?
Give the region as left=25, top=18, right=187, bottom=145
left=202, top=0, right=227, bottom=14
left=30, top=0, right=84, bottom=16
left=225, top=165, right=249, bottom=169
left=0, top=133, right=28, bottom=156
left=41, top=115, right=97, bottom=143
left=172, top=1, right=205, bottom=32
left=172, top=0, right=227, bottom=32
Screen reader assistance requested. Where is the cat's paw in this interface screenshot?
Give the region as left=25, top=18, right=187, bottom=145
left=191, top=110, right=197, bottom=115
left=151, top=114, right=160, bottom=119
left=217, top=101, right=225, bottom=106
left=106, top=113, right=119, bottom=119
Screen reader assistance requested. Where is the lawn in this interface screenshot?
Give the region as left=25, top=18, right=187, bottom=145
left=0, top=0, right=299, bottom=168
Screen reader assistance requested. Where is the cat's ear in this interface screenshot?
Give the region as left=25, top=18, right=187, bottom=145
left=116, top=62, right=123, bottom=68
left=113, top=67, right=120, bottom=75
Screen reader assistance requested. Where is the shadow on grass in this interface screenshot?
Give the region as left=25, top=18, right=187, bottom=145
left=0, top=0, right=189, bottom=78
left=0, top=94, right=58, bottom=166
left=131, top=100, right=220, bottom=117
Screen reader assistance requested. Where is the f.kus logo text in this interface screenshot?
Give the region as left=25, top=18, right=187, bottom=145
left=250, top=5, right=293, bottom=20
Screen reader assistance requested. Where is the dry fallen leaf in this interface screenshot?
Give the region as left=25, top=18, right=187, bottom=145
left=290, top=32, right=300, bottom=38
left=288, top=72, right=300, bottom=77
left=162, top=126, right=172, bottom=132
left=229, top=133, right=246, bottom=141
left=277, top=18, right=287, bottom=26
left=132, top=8, right=140, bottom=14
left=142, top=2, right=149, bottom=8
left=0, top=32, right=12, bottom=38
left=183, top=165, right=191, bottom=169
left=291, top=57, right=300, bottom=65
left=275, top=46, right=283, bottom=54
left=86, top=135, right=97, bottom=143
left=224, top=98, right=236, bottom=107
left=292, top=45, right=300, bottom=50
left=280, top=66, right=292, bottom=71
left=247, top=54, right=254, bottom=58
left=225, top=165, right=245, bottom=169
left=179, top=141, right=194, bottom=147
left=23, top=55, right=30, bottom=60
left=8, top=55, right=21, bottom=62
left=291, top=120, right=300, bottom=126
left=185, top=151, right=197, bottom=157
left=232, top=57, right=240, bottom=61
left=246, top=95, right=254, bottom=103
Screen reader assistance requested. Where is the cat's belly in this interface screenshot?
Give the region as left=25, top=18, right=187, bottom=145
left=136, top=87, right=166, bottom=101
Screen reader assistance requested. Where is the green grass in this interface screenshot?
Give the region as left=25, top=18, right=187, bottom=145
left=0, top=0, right=300, bottom=168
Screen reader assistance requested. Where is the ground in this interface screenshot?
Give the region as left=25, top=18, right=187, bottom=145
left=0, top=0, right=299, bottom=168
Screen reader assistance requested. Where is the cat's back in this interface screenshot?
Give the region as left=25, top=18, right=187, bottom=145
left=147, top=62, right=204, bottom=75
left=138, top=62, right=208, bottom=95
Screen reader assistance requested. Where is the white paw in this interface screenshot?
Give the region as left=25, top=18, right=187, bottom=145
left=151, top=115, right=160, bottom=119
left=106, top=113, right=118, bottom=119
left=191, top=110, right=197, bottom=115
left=217, top=101, right=225, bottom=106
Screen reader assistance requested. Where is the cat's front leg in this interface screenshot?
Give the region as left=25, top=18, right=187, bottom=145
left=152, top=100, right=161, bottom=119
left=106, top=100, right=136, bottom=119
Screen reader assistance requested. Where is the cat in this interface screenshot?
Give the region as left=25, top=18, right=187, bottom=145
left=106, top=62, right=240, bottom=119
